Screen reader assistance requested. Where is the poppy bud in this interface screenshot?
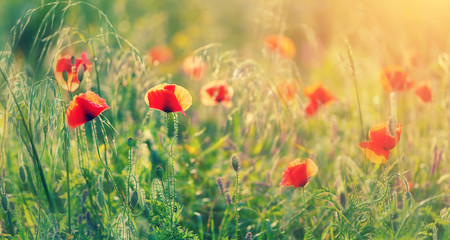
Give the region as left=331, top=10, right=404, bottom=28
left=97, top=190, right=105, bottom=208
left=128, top=138, right=134, bottom=148
left=19, top=165, right=27, bottom=183
left=62, top=71, right=69, bottom=82
left=130, top=191, right=139, bottom=208
left=70, top=56, right=76, bottom=66
left=232, top=155, right=239, bottom=172
left=1, top=195, right=8, bottom=212
left=77, top=64, right=85, bottom=82
left=155, top=167, right=164, bottom=180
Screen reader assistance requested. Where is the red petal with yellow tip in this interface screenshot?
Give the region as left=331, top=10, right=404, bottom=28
left=280, top=158, right=318, bottom=188
left=66, top=91, right=109, bottom=128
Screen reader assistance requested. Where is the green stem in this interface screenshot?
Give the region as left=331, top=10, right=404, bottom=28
left=0, top=68, right=54, bottom=213
left=234, top=170, right=239, bottom=240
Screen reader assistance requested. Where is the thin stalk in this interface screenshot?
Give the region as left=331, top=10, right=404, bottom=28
left=64, top=124, right=71, bottom=233
left=234, top=170, right=239, bottom=240
left=345, top=41, right=366, bottom=172
left=0, top=68, right=54, bottom=213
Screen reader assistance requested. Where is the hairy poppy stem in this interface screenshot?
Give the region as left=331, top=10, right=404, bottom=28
left=63, top=113, right=72, bottom=233
left=0, top=68, right=55, bottom=213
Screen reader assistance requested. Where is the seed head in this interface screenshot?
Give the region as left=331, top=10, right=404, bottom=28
left=232, top=155, right=240, bottom=172
left=225, top=192, right=232, bottom=205
left=96, top=190, right=105, bottom=208
left=216, top=177, right=224, bottom=194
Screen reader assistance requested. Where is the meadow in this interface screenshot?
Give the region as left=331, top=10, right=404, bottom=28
left=0, top=0, right=449, bottom=239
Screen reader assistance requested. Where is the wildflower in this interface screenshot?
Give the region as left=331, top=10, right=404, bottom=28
left=148, top=46, right=173, bottom=65
left=200, top=80, right=234, bottom=108
left=264, top=35, right=296, bottom=58
left=66, top=91, right=109, bottom=129
left=359, top=121, right=402, bottom=164
left=380, top=66, right=415, bottom=92
left=145, top=83, right=192, bottom=116
left=280, top=158, right=318, bottom=188
left=414, top=83, right=432, bottom=102
left=54, top=52, right=92, bottom=92
left=277, top=80, right=298, bottom=102
left=182, top=56, right=207, bottom=80
left=303, top=82, right=336, bottom=117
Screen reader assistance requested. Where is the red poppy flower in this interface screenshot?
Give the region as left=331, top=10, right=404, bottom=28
left=280, top=158, right=318, bottom=188
left=264, top=35, right=296, bottom=58
left=414, top=83, right=432, bottom=102
left=145, top=83, right=192, bottom=116
left=303, top=82, right=336, bottom=116
left=359, top=121, right=402, bottom=164
left=200, top=80, right=234, bottom=108
left=55, top=52, right=92, bottom=92
left=277, top=80, right=298, bottom=102
left=182, top=56, right=207, bottom=80
left=380, top=66, right=416, bottom=92
left=148, top=46, right=173, bottom=65
left=66, top=91, right=109, bottom=128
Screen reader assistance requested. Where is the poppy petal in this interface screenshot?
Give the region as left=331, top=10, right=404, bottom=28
left=66, top=91, right=109, bottom=128
left=359, top=141, right=390, bottom=164
left=414, top=83, right=432, bottom=102
left=264, top=35, right=296, bottom=58
left=146, top=89, right=185, bottom=116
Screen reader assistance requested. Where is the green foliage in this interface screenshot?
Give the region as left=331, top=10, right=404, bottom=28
left=0, top=0, right=449, bottom=239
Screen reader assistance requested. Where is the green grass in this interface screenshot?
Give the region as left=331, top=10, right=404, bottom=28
left=0, top=0, right=449, bottom=239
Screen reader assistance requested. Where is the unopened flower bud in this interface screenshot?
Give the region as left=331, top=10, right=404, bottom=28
left=232, top=155, right=239, bottom=172
left=1, top=195, right=8, bottom=212
left=130, top=191, right=139, bottom=208
left=19, top=165, right=27, bottom=183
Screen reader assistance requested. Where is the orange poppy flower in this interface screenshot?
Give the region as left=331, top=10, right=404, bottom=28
left=280, top=158, right=318, bottom=188
left=66, top=91, right=109, bottom=128
left=303, top=82, right=336, bottom=116
left=182, top=56, right=207, bottom=80
left=414, top=83, right=432, bottom=102
left=380, top=66, right=416, bottom=92
left=145, top=83, right=192, bottom=116
left=359, top=121, right=402, bottom=164
left=264, top=35, right=296, bottom=58
left=200, top=80, right=234, bottom=108
left=55, top=52, right=92, bottom=92
left=277, top=80, right=298, bottom=102
left=148, top=46, right=173, bottom=65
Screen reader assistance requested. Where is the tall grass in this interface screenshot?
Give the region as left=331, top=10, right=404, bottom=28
left=0, top=0, right=449, bottom=239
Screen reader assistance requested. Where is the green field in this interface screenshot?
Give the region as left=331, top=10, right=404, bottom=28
left=0, top=0, right=449, bottom=239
